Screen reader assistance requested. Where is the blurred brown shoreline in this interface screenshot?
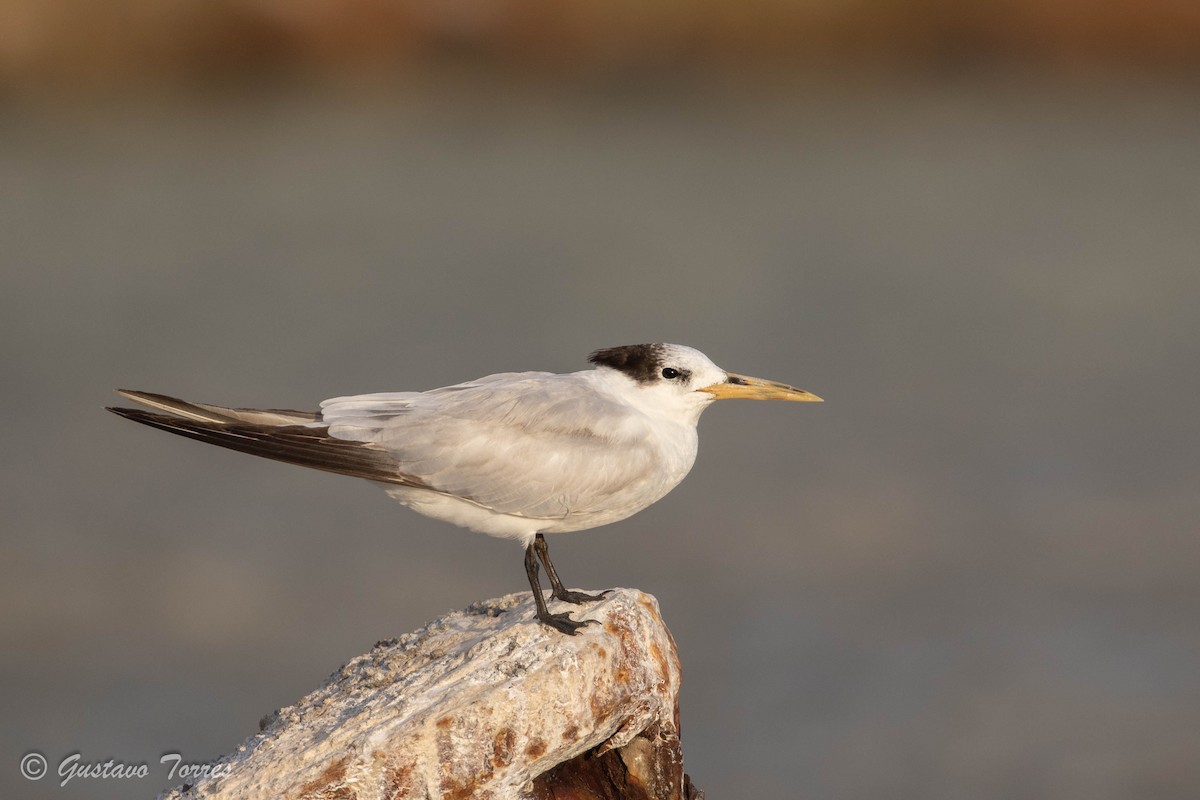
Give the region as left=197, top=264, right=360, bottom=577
left=3, top=0, right=1199, bottom=90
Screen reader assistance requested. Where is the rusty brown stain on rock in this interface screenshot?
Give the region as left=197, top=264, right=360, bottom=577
left=562, top=723, right=579, bottom=740
left=439, top=777, right=479, bottom=800
left=647, top=641, right=669, bottom=685
left=297, top=756, right=351, bottom=798
left=384, top=762, right=415, bottom=797
left=525, top=738, right=547, bottom=758
left=491, top=727, right=517, bottom=768
left=590, top=689, right=618, bottom=724
left=438, top=754, right=487, bottom=800
left=437, top=760, right=485, bottom=800
left=435, top=715, right=454, bottom=729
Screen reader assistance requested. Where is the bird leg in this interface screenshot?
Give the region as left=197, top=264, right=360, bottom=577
left=534, top=533, right=608, bottom=604
left=524, top=540, right=595, bottom=635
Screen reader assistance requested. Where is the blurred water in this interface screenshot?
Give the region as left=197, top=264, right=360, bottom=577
left=2, top=73, right=1199, bottom=799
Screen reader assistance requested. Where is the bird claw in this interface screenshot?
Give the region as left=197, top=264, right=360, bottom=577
left=553, top=588, right=609, bottom=605
left=538, top=610, right=598, bottom=635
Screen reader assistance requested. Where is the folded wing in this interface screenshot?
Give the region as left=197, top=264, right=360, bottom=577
left=321, top=373, right=665, bottom=521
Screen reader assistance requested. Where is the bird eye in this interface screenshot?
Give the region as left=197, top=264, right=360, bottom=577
left=661, top=367, right=681, bottom=380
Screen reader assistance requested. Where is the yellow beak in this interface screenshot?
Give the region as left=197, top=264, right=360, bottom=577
left=699, top=373, right=823, bottom=402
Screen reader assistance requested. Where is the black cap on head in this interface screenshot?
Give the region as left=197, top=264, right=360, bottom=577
left=588, top=344, right=667, bottom=384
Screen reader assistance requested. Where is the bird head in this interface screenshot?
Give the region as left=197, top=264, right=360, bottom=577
left=588, top=343, right=821, bottom=422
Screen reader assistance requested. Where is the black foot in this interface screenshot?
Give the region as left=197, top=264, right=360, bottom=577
left=525, top=538, right=600, bottom=635
left=537, top=609, right=598, bottom=635
left=553, top=587, right=609, bottom=605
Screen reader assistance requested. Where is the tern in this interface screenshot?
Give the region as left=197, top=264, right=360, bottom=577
left=108, top=343, right=821, bottom=633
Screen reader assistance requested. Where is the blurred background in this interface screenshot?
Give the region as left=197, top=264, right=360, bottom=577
left=3, top=1, right=1199, bottom=798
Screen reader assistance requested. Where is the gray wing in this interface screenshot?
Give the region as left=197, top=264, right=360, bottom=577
left=321, top=372, right=664, bottom=520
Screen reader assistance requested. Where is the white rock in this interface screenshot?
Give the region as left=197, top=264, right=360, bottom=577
left=159, top=588, right=695, bottom=800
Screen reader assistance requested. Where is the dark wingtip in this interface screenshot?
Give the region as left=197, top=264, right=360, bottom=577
left=106, top=406, right=144, bottom=422
left=106, top=406, right=162, bottom=424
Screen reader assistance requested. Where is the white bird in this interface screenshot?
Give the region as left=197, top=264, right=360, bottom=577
left=108, top=343, right=821, bottom=633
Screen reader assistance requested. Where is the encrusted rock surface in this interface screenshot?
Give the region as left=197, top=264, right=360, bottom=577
left=158, top=588, right=700, bottom=800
